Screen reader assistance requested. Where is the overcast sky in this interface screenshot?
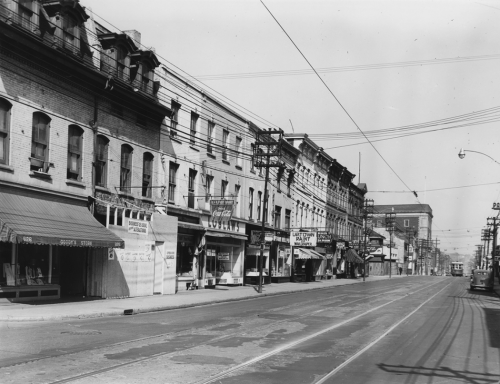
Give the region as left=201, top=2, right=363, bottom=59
left=82, top=0, right=500, bottom=257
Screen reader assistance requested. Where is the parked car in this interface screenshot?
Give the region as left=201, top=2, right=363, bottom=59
left=470, top=269, right=494, bottom=292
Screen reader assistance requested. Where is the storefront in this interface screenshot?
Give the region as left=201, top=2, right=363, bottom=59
left=205, top=232, right=245, bottom=286
left=0, top=188, right=125, bottom=302
left=293, top=248, right=326, bottom=281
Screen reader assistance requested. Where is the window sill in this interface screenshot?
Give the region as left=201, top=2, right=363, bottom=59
left=0, top=164, right=14, bottom=173
left=66, top=180, right=86, bottom=188
left=189, top=146, right=200, bottom=152
left=117, top=191, right=135, bottom=199
left=207, top=153, right=216, bottom=159
left=235, top=165, right=243, bottom=171
left=170, top=137, right=183, bottom=145
left=29, top=171, right=52, bottom=180
left=95, top=186, right=111, bottom=194
left=222, top=160, right=230, bottom=165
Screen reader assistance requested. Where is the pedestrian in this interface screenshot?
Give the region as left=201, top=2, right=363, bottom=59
left=399, top=266, right=403, bottom=275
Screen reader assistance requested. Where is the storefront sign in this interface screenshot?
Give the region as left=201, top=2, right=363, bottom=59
left=290, top=231, right=317, bottom=247
left=115, top=249, right=153, bottom=262
left=128, top=219, right=148, bottom=235
left=336, top=242, right=346, bottom=250
left=274, top=230, right=290, bottom=244
left=317, top=231, right=332, bottom=244
left=218, top=253, right=230, bottom=260
left=250, top=231, right=274, bottom=245
left=165, top=250, right=175, bottom=259
left=210, top=199, right=234, bottom=224
left=279, top=250, right=285, bottom=258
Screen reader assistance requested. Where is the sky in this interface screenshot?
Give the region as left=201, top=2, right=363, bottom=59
left=82, top=0, right=500, bottom=257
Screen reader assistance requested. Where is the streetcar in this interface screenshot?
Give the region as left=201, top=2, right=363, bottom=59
left=450, top=262, right=464, bottom=277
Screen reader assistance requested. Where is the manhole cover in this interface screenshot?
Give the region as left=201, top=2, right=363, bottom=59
left=61, top=330, right=102, bottom=336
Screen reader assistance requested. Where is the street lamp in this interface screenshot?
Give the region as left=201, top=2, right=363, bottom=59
left=458, top=148, right=500, bottom=165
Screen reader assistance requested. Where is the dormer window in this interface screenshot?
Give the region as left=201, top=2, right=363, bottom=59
left=63, top=13, right=79, bottom=52
left=18, top=0, right=33, bottom=30
left=116, top=46, right=127, bottom=80
left=141, top=62, right=152, bottom=92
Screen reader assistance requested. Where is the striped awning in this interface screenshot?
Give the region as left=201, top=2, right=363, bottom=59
left=345, top=248, right=364, bottom=263
left=0, top=190, right=124, bottom=248
left=295, top=248, right=326, bottom=260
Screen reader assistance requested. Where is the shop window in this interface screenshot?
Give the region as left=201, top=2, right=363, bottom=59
left=168, top=162, right=178, bottom=203
left=0, top=98, right=12, bottom=165
left=221, top=180, right=228, bottom=199
left=67, top=125, right=83, bottom=181
left=170, top=101, right=180, bottom=138
left=285, top=209, right=291, bottom=229
left=207, top=120, right=215, bottom=153
left=248, top=188, right=254, bottom=219
left=274, top=206, right=282, bottom=229
left=188, top=168, right=197, bottom=208
left=190, top=112, right=198, bottom=145
left=142, top=152, right=154, bottom=198
left=207, top=243, right=243, bottom=279
left=95, top=135, right=109, bottom=187
left=205, top=175, right=213, bottom=201
left=120, top=144, right=133, bottom=193
left=222, top=129, right=229, bottom=161
left=30, top=112, right=51, bottom=172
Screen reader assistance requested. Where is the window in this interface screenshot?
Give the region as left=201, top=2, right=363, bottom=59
left=274, top=206, right=282, bottom=229
left=170, top=102, right=180, bottom=138
left=257, top=191, right=262, bottom=221
left=221, top=180, right=228, bottom=199
left=248, top=188, right=254, bottom=219
left=234, top=184, right=240, bottom=217
left=116, top=47, right=127, bottom=80
left=205, top=175, right=213, bottom=201
left=18, top=0, right=33, bottom=30
left=404, top=219, right=410, bottom=227
left=188, top=169, right=197, bottom=208
left=207, top=121, right=215, bottom=154
left=285, top=209, right=291, bottom=229
left=95, top=135, right=109, bottom=187
left=190, top=112, right=198, bottom=145
left=0, top=98, right=12, bottom=165
left=235, top=137, right=242, bottom=166
left=142, top=153, right=154, bottom=198
left=263, top=192, right=268, bottom=223
left=168, top=162, right=178, bottom=203
left=120, top=145, right=133, bottom=193
left=63, top=14, right=79, bottom=53
left=31, top=112, right=50, bottom=172
left=67, top=125, right=83, bottom=181
left=141, top=63, right=152, bottom=93
left=222, top=129, right=229, bottom=161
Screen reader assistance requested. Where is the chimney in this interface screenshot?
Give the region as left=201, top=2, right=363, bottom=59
left=124, top=30, right=141, bottom=47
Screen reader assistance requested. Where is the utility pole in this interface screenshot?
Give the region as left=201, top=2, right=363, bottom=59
left=405, top=227, right=416, bottom=275
left=385, top=210, right=395, bottom=278
left=253, top=129, right=283, bottom=294
left=487, top=216, right=499, bottom=279
left=481, top=228, right=491, bottom=269
left=362, top=199, right=374, bottom=282
left=433, top=238, right=440, bottom=275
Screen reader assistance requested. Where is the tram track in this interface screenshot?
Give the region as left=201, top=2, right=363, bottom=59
left=26, top=279, right=449, bottom=384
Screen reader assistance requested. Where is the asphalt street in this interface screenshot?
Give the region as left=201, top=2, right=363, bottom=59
left=0, top=276, right=499, bottom=384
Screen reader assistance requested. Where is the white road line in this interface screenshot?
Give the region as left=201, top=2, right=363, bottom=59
left=198, top=279, right=448, bottom=384
left=314, top=282, right=452, bottom=384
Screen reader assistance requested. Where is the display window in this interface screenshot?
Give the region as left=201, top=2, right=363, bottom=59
left=206, top=237, right=243, bottom=285
left=271, top=245, right=291, bottom=277
left=0, top=243, right=59, bottom=287
left=245, top=246, right=270, bottom=276
left=176, top=233, right=197, bottom=277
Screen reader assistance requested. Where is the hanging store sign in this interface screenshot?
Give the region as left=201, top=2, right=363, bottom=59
left=210, top=199, right=234, bottom=225
left=290, top=231, right=317, bottom=247
left=128, top=219, right=149, bottom=235
left=317, top=231, right=332, bottom=244
left=218, top=253, right=230, bottom=261
left=250, top=230, right=274, bottom=245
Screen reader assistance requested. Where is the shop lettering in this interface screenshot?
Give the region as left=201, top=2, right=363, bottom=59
left=81, top=241, right=92, bottom=246
left=60, top=239, right=77, bottom=246
left=128, top=219, right=148, bottom=235
left=290, top=231, right=317, bottom=247
left=22, top=237, right=32, bottom=243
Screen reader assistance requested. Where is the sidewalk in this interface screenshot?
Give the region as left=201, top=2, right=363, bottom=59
left=0, top=275, right=409, bottom=322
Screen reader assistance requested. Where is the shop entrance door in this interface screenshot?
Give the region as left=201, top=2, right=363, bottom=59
left=59, top=247, right=87, bottom=297
left=153, top=242, right=164, bottom=294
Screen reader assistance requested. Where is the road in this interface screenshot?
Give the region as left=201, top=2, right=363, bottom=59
left=0, top=277, right=499, bottom=384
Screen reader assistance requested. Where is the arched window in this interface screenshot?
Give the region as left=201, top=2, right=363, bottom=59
left=31, top=112, right=51, bottom=172
left=95, top=135, right=109, bottom=187
left=67, top=125, right=83, bottom=181
left=120, top=144, right=133, bottom=193
left=0, top=98, right=12, bottom=165
left=142, top=152, right=154, bottom=198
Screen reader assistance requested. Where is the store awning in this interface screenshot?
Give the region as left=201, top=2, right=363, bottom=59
left=205, top=229, right=248, bottom=241
left=345, top=249, right=364, bottom=263
left=295, top=248, right=326, bottom=260
left=177, top=221, right=206, bottom=231
left=0, top=191, right=124, bottom=248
